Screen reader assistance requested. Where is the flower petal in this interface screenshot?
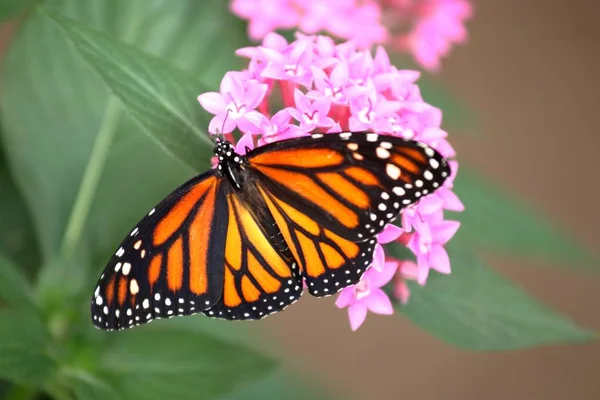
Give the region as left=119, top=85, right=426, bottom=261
left=348, top=302, right=368, bottom=331
left=245, top=83, right=269, bottom=110
left=371, top=243, right=385, bottom=272
left=416, top=194, right=444, bottom=215
left=398, top=260, right=420, bottom=280
left=377, top=224, right=403, bottom=244
left=335, top=287, right=355, bottom=308
left=197, top=92, right=226, bottom=115
left=439, top=189, right=465, bottom=211
left=433, top=220, right=461, bottom=245
left=234, top=132, right=255, bottom=155
left=369, top=257, right=398, bottom=288
left=365, top=289, right=394, bottom=315
left=394, top=280, right=411, bottom=304
left=429, top=245, right=451, bottom=274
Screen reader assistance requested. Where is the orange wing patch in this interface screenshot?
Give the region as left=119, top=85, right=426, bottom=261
left=317, top=172, right=370, bottom=209
left=256, top=165, right=359, bottom=229
left=258, top=185, right=376, bottom=297
left=153, top=177, right=216, bottom=246
left=251, top=148, right=344, bottom=168
left=344, top=166, right=381, bottom=186
left=187, top=182, right=216, bottom=295
left=167, top=237, right=183, bottom=291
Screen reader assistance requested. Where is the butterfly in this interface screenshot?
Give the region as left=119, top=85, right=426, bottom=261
left=91, top=131, right=450, bottom=330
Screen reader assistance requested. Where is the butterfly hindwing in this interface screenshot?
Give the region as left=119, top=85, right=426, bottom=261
left=91, top=172, right=228, bottom=330
left=199, top=190, right=303, bottom=320
left=258, top=185, right=377, bottom=297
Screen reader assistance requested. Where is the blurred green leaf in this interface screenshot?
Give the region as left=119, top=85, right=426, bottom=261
left=0, top=0, right=34, bottom=22
left=219, top=368, right=338, bottom=400
left=394, top=242, right=595, bottom=350
left=69, top=327, right=276, bottom=400
left=45, top=9, right=214, bottom=172
left=0, top=310, right=55, bottom=387
left=0, top=149, right=41, bottom=271
left=452, top=167, right=596, bottom=268
left=0, top=253, right=35, bottom=309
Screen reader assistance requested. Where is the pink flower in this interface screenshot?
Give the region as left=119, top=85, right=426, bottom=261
left=335, top=260, right=397, bottom=331
left=392, top=260, right=420, bottom=304
left=400, top=0, right=474, bottom=72
left=198, top=72, right=268, bottom=134
left=197, top=33, right=463, bottom=330
left=408, top=218, right=460, bottom=284
left=229, top=0, right=473, bottom=71
left=287, top=89, right=336, bottom=130
left=230, top=0, right=299, bottom=40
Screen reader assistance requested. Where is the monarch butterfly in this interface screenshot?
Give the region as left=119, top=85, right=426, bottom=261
left=91, top=131, right=450, bottom=330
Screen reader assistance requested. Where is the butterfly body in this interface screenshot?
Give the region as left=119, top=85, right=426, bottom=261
left=91, top=132, right=449, bottom=331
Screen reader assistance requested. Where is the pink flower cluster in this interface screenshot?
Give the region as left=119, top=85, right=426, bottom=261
left=229, top=0, right=473, bottom=72
left=198, top=33, right=463, bottom=331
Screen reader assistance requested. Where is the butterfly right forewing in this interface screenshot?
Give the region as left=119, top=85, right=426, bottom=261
left=247, top=132, right=450, bottom=296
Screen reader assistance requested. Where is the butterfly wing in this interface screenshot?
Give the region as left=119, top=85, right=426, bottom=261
left=91, top=171, right=229, bottom=330
left=247, top=132, right=450, bottom=296
left=200, top=188, right=303, bottom=320
left=91, top=171, right=304, bottom=330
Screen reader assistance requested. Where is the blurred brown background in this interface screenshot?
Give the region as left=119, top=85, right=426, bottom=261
left=256, top=1, right=600, bottom=399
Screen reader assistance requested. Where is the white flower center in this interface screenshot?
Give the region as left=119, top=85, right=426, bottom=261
left=354, top=279, right=371, bottom=300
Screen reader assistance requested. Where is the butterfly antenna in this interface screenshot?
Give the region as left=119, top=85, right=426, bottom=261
left=212, top=109, right=231, bottom=144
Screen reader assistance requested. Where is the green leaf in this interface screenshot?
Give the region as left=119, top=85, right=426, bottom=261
left=0, top=253, right=35, bottom=309
left=394, top=242, right=595, bottom=350
left=70, top=327, right=276, bottom=400
left=0, top=0, right=34, bottom=22
left=219, top=369, right=338, bottom=400
left=452, top=167, right=596, bottom=268
left=0, top=310, right=56, bottom=387
left=44, top=9, right=214, bottom=172
left=0, top=148, right=41, bottom=271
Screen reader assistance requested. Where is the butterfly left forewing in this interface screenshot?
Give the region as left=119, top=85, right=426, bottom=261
left=91, top=172, right=228, bottom=330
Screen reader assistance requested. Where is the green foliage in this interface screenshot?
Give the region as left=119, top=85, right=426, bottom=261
left=0, top=149, right=40, bottom=271
left=0, top=0, right=35, bottom=22
left=0, top=310, right=55, bottom=387
left=45, top=10, right=214, bottom=172
left=0, top=0, right=595, bottom=398
left=0, top=254, right=35, bottom=310
left=388, top=243, right=594, bottom=350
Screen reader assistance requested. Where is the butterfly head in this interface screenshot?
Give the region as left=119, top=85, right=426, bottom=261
left=214, top=138, right=245, bottom=189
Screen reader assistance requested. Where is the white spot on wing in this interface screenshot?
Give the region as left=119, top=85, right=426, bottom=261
left=122, top=262, right=131, bottom=276
left=376, top=147, right=390, bottom=159
left=386, top=163, right=401, bottom=180
left=366, top=133, right=378, bottom=142
left=130, top=279, right=139, bottom=294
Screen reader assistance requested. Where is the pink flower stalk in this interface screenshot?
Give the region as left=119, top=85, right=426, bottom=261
left=197, top=33, right=463, bottom=330
left=229, top=0, right=473, bottom=71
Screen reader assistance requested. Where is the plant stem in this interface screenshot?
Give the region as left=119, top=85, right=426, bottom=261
left=59, top=98, right=121, bottom=260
